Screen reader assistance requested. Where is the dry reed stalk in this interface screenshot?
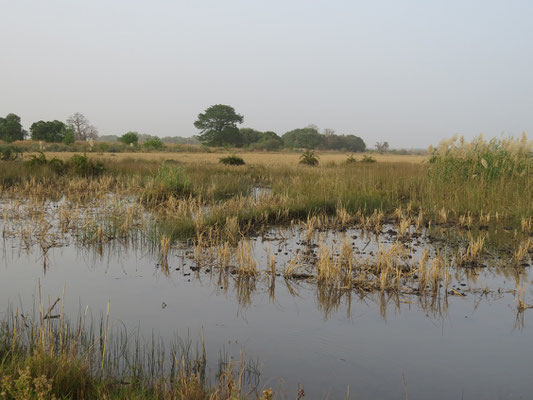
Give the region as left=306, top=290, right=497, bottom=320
left=236, top=240, right=257, bottom=276
left=521, top=217, right=532, bottom=234
left=160, top=235, right=171, bottom=273
left=460, top=234, right=485, bottom=265
left=217, top=241, right=232, bottom=269
left=438, top=207, right=448, bottom=224
left=513, top=239, right=532, bottom=265
left=415, top=209, right=424, bottom=231
left=398, top=217, right=411, bottom=238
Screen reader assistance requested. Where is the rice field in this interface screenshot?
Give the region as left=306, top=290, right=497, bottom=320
left=0, top=135, right=532, bottom=399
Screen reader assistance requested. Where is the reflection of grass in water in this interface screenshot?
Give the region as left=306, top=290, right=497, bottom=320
left=0, top=137, right=531, bottom=321
left=2, top=195, right=531, bottom=320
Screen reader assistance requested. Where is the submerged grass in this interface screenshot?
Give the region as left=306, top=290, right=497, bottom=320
left=0, top=300, right=275, bottom=400
left=0, top=134, right=531, bottom=248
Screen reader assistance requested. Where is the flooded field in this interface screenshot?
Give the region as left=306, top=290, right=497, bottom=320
left=1, top=195, right=532, bottom=399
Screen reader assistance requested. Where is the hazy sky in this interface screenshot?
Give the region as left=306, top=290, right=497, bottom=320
left=1, top=0, right=532, bottom=148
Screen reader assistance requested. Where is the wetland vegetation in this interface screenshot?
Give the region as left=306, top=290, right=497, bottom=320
left=0, top=134, right=531, bottom=399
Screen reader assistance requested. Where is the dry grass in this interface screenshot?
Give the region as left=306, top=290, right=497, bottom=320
left=37, top=151, right=428, bottom=166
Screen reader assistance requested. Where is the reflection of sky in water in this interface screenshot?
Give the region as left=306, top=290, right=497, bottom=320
left=1, top=221, right=532, bottom=399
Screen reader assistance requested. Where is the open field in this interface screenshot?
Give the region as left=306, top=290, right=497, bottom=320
left=34, top=150, right=428, bottom=165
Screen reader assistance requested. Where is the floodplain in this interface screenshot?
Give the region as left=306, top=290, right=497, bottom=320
left=0, top=135, right=532, bottom=399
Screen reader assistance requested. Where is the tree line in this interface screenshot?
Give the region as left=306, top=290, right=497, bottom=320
left=0, top=112, right=98, bottom=144
left=194, top=104, right=366, bottom=151
left=1, top=105, right=367, bottom=152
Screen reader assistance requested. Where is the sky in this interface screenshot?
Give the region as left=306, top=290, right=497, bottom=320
left=1, top=0, right=532, bottom=148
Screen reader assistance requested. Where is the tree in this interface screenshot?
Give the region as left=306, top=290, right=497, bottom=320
left=0, top=113, right=26, bottom=143
left=194, top=105, right=244, bottom=147
left=119, top=131, right=139, bottom=145
left=322, top=134, right=366, bottom=152
left=282, top=126, right=324, bottom=149
left=67, top=112, right=98, bottom=141
left=239, top=128, right=263, bottom=146
left=30, top=120, right=69, bottom=142
left=340, top=135, right=366, bottom=152
left=63, top=129, right=75, bottom=144
left=375, top=141, right=389, bottom=153
left=143, top=137, right=164, bottom=150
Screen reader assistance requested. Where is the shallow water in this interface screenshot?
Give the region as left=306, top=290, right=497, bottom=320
left=1, top=206, right=532, bottom=399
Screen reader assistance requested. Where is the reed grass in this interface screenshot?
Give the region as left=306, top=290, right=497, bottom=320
left=0, top=300, right=275, bottom=400
left=2, top=134, right=531, bottom=238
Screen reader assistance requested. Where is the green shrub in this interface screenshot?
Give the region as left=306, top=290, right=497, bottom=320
left=345, top=154, right=357, bottom=164
left=143, top=137, right=165, bottom=150
left=0, top=145, right=22, bottom=161
left=119, top=131, right=139, bottom=145
left=361, top=155, right=376, bottom=163
left=219, top=155, right=245, bottom=165
left=66, top=154, right=105, bottom=177
left=25, top=152, right=48, bottom=167
left=48, top=158, right=67, bottom=175
left=299, top=150, right=319, bottom=166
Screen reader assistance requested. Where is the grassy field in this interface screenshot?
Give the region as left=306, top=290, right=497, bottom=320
left=38, top=151, right=428, bottom=165
left=1, top=138, right=530, bottom=236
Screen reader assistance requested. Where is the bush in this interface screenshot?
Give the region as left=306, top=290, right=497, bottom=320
left=219, top=155, right=245, bottom=165
left=119, top=131, right=139, bottom=145
left=299, top=150, right=319, bottom=166
left=345, top=154, right=357, bottom=164
left=25, top=152, right=48, bottom=167
left=66, top=154, right=105, bottom=177
left=143, top=137, right=165, bottom=150
left=23, top=153, right=105, bottom=177
left=361, top=155, right=376, bottom=163
left=63, top=129, right=75, bottom=144
left=48, top=158, right=67, bottom=175
left=0, top=145, right=22, bottom=161
left=249, top=138, right=283, bottom=151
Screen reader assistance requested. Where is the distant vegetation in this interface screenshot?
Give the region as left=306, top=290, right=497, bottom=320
left=219, top=154, right=246, bottom=166
left=0, top=114, right=26, bottom=142
left=299, top=150, right=319, bottom=166
left=2, top=106, right=436, bottom=154
left=192, top=104, right=366, bottom=151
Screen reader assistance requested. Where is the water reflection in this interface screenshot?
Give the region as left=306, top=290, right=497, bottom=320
left=1, top=198, right=533, bottom=398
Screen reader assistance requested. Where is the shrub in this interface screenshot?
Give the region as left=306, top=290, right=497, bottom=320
left=299, top=150, right=319, bottom=166
left=345, top=154, right=357, bottom=164
left=361, top=155, right=376, bottom=163
left=25, top=152, right=48, bottom=167
left=219, top=155, right=245, bottom=165
left=119, top=131, right=139, bottom=145
left=63, top=129, right=75, bottom=144
left=143, top=137, right=165, bottom=150
left=66, top=154, right=105, bottom=177
left=0, top=145, right=22, bottom=161
left=48, top=158, right=67, bottom=175
left=249, top=138, right=283, bottom=151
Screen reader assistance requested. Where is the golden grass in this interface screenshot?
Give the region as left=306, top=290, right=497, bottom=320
left=37, top=151, right=428, bottom=165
